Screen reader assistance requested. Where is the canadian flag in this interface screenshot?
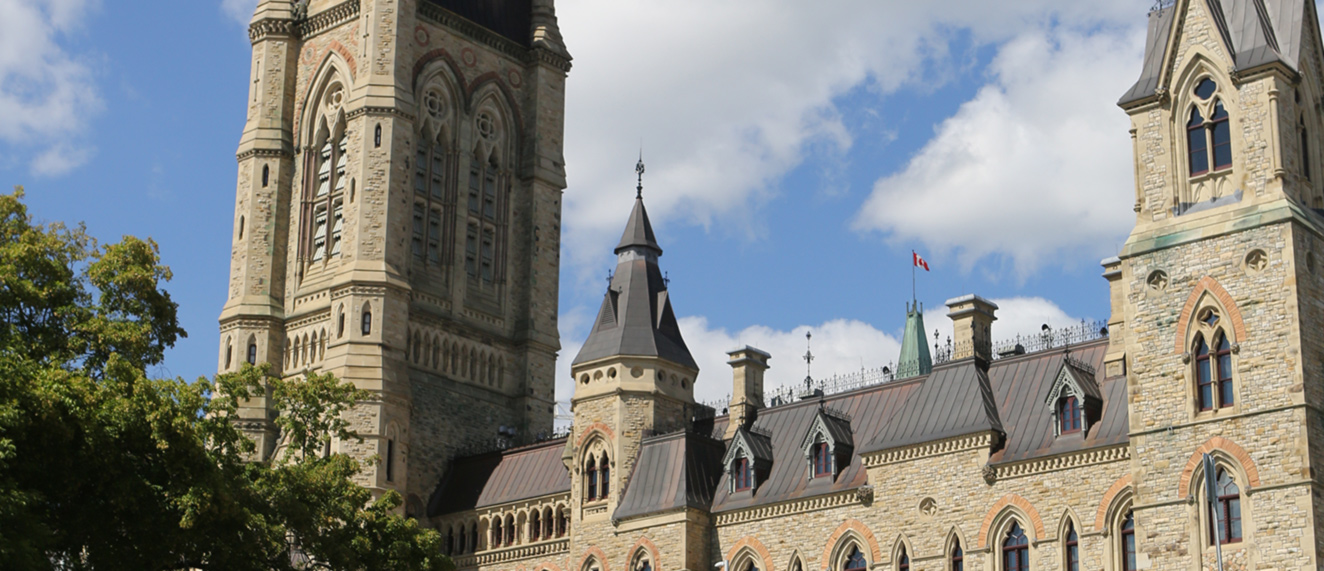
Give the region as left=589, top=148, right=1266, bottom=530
left=913, top=251, right=930, bottom=271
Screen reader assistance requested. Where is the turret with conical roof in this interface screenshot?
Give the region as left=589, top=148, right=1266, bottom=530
left=569, top=162, right=698, bottom=520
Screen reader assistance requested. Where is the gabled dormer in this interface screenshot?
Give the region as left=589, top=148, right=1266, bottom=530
left=800, top=406, right=854, bottom=481
left=722, top=427, right=773, bottom=494
left=1045, top=355, right=1103, bottom=437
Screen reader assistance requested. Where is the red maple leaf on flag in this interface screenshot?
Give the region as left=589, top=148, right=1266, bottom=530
left=913, top=252, right=930, bottom=271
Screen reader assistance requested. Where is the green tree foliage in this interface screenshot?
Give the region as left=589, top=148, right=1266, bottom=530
left=0, top=188, right=451, bottom=571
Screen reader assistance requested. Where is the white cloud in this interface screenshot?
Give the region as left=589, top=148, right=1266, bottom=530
left=557, top=0, right=1148, bottom=285
left=553, top=296, right=1089, bottom=408
left=0, top=0, right=100, bottom=175
left=31, top=142, right=93, bottom=176
left=854, top=28, right=1143, bottom=276
left=220, top=0, right=256, bottom=25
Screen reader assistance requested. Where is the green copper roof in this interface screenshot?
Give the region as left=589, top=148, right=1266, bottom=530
left=896, top=303, right=932, bottom=379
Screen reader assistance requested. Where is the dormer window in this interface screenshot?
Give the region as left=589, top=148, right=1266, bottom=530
left=813, top=442, right=831, bottom=478
left=1058, top=396, right=1082, bottom=434
left=1047, top=357, right=1101, bottom=437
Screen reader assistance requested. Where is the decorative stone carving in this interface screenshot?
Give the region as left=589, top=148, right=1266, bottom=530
left=1147, top=270, right=1169, bottom=292
left=918, top=497, right=938, bottom=519
left=856, top=485, right=874, bottom=506
left=1245, top=249, right=1269, bottom=273
left=982, top=464, right=997, bottom=485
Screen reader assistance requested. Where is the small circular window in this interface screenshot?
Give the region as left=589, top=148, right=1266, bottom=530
left=1195, top=78, right=1217, bottom=100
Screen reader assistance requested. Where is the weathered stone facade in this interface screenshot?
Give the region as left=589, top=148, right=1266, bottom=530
left=222, top=1, right=1324, bottom=570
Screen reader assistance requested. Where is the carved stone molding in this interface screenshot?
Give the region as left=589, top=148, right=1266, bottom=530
left=299, top=0, right=360, bottom=40
left=989, top=445, right=1130, bottom=481
left=236, top=148, right=293, bottom=162
left=714, top=489, right=858, bottom=527
left=862, top=432, right=994, bottom=467
left=249, top=18, right=296, bottom=43
left=346, top=105, right=416, bottom=122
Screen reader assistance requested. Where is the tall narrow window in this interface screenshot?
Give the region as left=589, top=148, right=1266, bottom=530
left=843, top=546, right=866, bottom=571
left=428, top=210, right=442, bottom=263
left=329, top=202, right=343, bottom=256
left=586, top=457, right=598, bottom=501
left=361, top=309, right=372, bottom=335
left=225, top=340, right=233, bottom=370
left=237, top=216, right=245, bottom=240
left=1065, top=523, right=1079, bottom=571
left=465, top=223, right=479, bottom=278
left=734, top=458, right=752, bottom=491
left=374, top=124, right=382, bottom=148
left=491, top=519, right=502, bottom=547
left=1059, top=396, right=1082, bottom=434
left=504, top=515, right=515, bottom=545
left=530, top=510, right=541, bottom=541
left=247, top=340, right=258, bottom=365
left=951, top=539, right=963, bottom=571
left=412, top=203, right=426, bottom=258
left=1121, top=512, right=1136, bottom=571
left=1302, top=115, right=1312, bottom=181
left=1211, top=469, right=1242, bottom=545
left=261, top=165, right=269, bottom=187
left=814, top=442, right=831, bottom=477
left=385, top=439, right=394, bottom=482
left=1215, top=334, right=1233, bottom=407
left=600, top=457, right=611, bottom=498
left=557, top=507, right=568, bottom=536
left=469, top=523, right=478, bottom=552
left=1188, top=108, right=1209, bottom=176
left=1002, top=523, right=1028, bottom=571
left=1195, top=336, right=1213, bottom=411
left=466, top=156, right=502, bottom=287
left=1211, top=101, right=1231, bottom=170
left=897, top=547, right=909, bottom=571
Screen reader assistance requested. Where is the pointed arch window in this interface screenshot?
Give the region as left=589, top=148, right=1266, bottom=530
left=1188, top=108, right=1209, bottom=176
left=465, top=114, right=506, bottom=289
left=1064, top=522, right=1079, bottom=571
left=843, top=546, right=867, bottom=571
left=1195, top=333, right=1234, bottom=411
left=1121, top=512, right=1137, bottom=571
left=585, top=456, right=598, bottom=501
left=504, top=514, right=515, bottom=545
left=951, top=539, right=963, bottom=571
left=1210, top=101, right=1231, bottom=170
left=600, top=456, right=611, bottom=498
left=1187, top=78, right=1234, bottom=177
left=1210, top=468, right=1242, bottom=545
left=308, top=125, right=347, bottom=264
left=1002, top=522, right=1029, bottom=571
left=1058, top=396, right=1082, bottom=434
left=813, top=442, right=831, bottom=478
left=413, top=134, right=451, bottom=266
left=897, top=546, right=909, bottom=571
left=1195, top=335, right=1213, bottom=410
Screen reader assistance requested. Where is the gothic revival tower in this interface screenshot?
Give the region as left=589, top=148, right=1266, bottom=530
left=1115, top=1, right=1324, bottom=568
left=567, top=172, right=700, bottom=547
left=218, top=0, right=570, bottom=513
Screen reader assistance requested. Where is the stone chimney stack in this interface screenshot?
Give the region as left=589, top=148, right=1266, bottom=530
left=946, top=295, right=999, bottom=364
left=724, top=346, right=771, bottom=440
left=1101, top=257, right=1126, bottom=378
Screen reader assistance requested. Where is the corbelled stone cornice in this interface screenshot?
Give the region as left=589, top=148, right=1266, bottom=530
left=248, top=0, right=360, bottom=44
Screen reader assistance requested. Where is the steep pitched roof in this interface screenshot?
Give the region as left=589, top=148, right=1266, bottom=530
left=863, top=359, right=1004, bottom=453
left=1121, top=0, right=1314, bottom=107
left=613, top=432, right=726, bottom=520
left=428, top=439, right=571, bottom=517
left=572, top=197, right=697, bottom=369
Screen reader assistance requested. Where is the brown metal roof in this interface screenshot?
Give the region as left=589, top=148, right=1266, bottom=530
left=429, top=439, right=570, bottom=517
left=614, top=432, right=725, bottom=520
left=863, top=359, right=1004, bottom=453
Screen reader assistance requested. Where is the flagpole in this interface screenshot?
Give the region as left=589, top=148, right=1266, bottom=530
left=1204, top=453, right=1225, bottom=571
left=911, top=251, right=917, bottom=307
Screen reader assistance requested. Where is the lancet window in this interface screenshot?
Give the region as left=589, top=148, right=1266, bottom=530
left=302, top=80, right=348, bottom=267
left=1187, top=78, right=1232, bottom=177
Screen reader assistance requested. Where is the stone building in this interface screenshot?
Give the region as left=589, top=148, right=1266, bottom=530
left=219, top=0, right=1324, bottom=569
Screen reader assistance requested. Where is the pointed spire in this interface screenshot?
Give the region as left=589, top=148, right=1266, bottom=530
left=615, top=159, right=663, bottom=256
left=896, top=302, right=933, bottom=379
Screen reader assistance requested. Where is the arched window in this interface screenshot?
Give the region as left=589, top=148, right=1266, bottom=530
left=897, top=546, right=909, bottom=571
left=600, top=455, right=611, bottom=498
left=543, top=506, right=553, bottom=539
left=1120, top=512, right=1136, bottom=571
left=1210, top=468, right=1242, bottom=545
left=951, top=539, right=963, bottom=571
left=374, top=124, right=382, bottom=148
left=490, top=517, right=502, bottom=548
left=1002, top=522, right=1028, bottom=571
left=224, top=338, right=233, bottom=370
left=504, top=514, right=515, bottom=545
left=586, top=456, right=598, bottom=501
left=469, top=522, right=478, bottom=552
left=632, top=552, right=652, bottom=571
left=813, top=442, right=831, bottom=478
left=1215, top=334, right=1233, bottom=407
left=247, top=339, right=258, bottom=365
left=238, top=215, right=245, bottom=239
left=530, top=509, right=541, bottom=541
left=743, top=562, right=758, bottom=571
left=1210, top=100, right=1231, bottom=170
left=843, top=546, right=866, bottom=571
left=1064, top=522, right=1079, bottom=571
left=445, top=526, right=454, bottom=555
left=557, top=506, right=569, bottom=536
left=261, top=164, right=269, bottom=187
left=734, top=457, right=752, bottom=491
left=1188, top=107, right=1209, bottom=176
left=361, top=307, right=372, bottom=335
left=1195, top=335, right=1213, bottom=410
left=1058, top=396, right=1081, bottom=434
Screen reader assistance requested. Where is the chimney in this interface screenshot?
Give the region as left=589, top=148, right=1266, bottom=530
left=946, top=295, right=998, bottom=364
left=724, top=346, right=771, bottom=440
left=1101, top=257, right=1125, bottom=377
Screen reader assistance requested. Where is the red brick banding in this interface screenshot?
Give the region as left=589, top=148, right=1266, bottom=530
left=818, top=519, right=882, bottom=570
left=1094, top=474, right=1133, bottom=532
left=576, top=546, right=611, bottom=571
left=978, top=494, right=1045, bottom=548
left=576, top=422, right=616, bottom=448
left=1178, top=436, right=1261, bottom=498
left=1174, top=276, right=1247, bottom=354
left=727, top=535, right=774, bottom=571
left=628, top=536, right=662, bottom=571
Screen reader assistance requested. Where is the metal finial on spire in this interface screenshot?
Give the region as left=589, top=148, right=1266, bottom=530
left=803, top=331, right=815, bottom=382
left=635, top=160, right=646, bottom=199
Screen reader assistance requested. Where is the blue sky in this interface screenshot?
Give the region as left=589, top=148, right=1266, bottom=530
left=3, top=0, right=1172, bottom=405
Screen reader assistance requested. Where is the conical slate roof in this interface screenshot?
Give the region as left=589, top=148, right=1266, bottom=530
left=895, top=303, right=932, bottom=379
left=573, top=196, right=695, bottom=369
left=614, top=197, right=662, bottom=255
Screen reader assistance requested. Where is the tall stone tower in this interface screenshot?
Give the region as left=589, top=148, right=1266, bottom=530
left=567, top=176, right=699, bottom=544
left=218, top=0, right=571, bottom=514
left=1115, top=1, right=1324, bottom=568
